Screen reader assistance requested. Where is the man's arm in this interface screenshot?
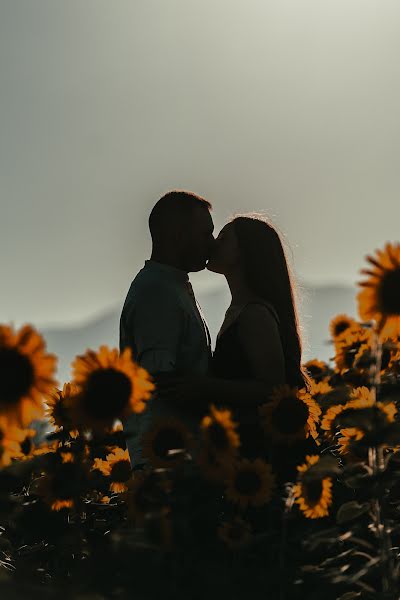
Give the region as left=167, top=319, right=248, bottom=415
left=158, top=304, right=286, bottom=414
left=126, top=285, right=185, bottom=375
left=157, top=375, right=276, bottom=416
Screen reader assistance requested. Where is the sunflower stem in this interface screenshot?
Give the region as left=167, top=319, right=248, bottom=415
left=279, top=485, right=295, bottom=600
left=370, top=326, right=382, bottom=398
left=368, top=446, right=395, bottom=597
left=368, top=326, right=396, bottom=598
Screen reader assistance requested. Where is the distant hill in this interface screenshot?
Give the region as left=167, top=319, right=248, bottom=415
left=42, top=282, right=357, bottom=386
left=42, top=309, right=121, bottom=385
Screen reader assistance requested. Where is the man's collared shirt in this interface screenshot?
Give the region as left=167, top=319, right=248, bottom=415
left=119, top=260, right=212, bottom=466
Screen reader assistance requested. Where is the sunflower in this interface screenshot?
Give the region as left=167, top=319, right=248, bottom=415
left=103, top=420, right=126, bottom=452
left=293, top=455, right=333, bottom=519
left=321, top=386, right=397, bottom=437
left=337, top=427, right=364, bottom=456
left=353, top=337, right=393, bottom=373
left=217, top=516, right=252, bottom=549
left=0, top=324, right=57, bottom=427
left=35, top=458, right=88, bottom=511
left=141, top=417, right=194, bottom=468
left=224, top=458, right=275, bottom=509
left=388, top=347, right=400, bottom=372
left=321, top=403, right=347, bottom=438
left=309, top=380, right=333, bottom=402
left=357, top=242, right=400, bottom=338
left=45, top=382, right=79, bottom=436
left=350, top=386, right=397, bottom=420
left=329, top=314, right=358, bottom=341
left=259, top=385, right=321, bottom=445
left=349, top=389, right=398, bottom=439
left=14, top=428, right=37, bottom=460
left=126, top=470, right=172, bottom=524
left=92, top=447, right=132, bottom=493
left=200, top=404, right=240, bottom=462
left=353, top=343, right=374, bottom=371
left=334, top=326, right=372, bottom=372
left=70, top=346, right=154, bottom=430
left=303, top=359, right=330, bottom=382
left=0, top=417, right=26, bottom=467
left=33, top=439, right=59, bottom=457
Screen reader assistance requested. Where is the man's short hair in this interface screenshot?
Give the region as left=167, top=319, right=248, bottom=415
left=149, top=190, right=212, bottom=240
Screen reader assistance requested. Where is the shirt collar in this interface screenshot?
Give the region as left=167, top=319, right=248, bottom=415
left=144, top=259, right=189, bottom=283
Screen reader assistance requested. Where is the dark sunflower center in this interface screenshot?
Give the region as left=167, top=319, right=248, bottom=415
left=208, top=422, right=229, bottom=449
left=53, top=398, right=71, bottom=425
left=335, top=321, right=351, bottom=337
left=0, top=348, right=35, bottom=405
left=379, top=268, right=400, bottom=315
left=83, top=369, right=132, bottom=419
left=307, top=365, right=323, bottom=379
left=271, top=397, right=309, bottom=435
left=235, top=469, right=261, bottom=495
left=21, top=436, right=33, bottom=455
left=110, top=460, right=131, bottom=482
left=303, top=480, right=323, bottom=506
left=344, top=343, right=360, bottom=369
left=381, top=347, right=391, bottom=370
left=153, top=428, right=186, bottom=460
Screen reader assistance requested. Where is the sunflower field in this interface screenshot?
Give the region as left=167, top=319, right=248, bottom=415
left=1, top=243, right=400, bottom=600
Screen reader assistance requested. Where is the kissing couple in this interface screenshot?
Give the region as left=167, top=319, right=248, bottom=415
left=120, top=189, right=316, bottom=483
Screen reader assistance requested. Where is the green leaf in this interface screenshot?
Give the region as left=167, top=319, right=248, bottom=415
left=336, top=501, right=370, bottom=524
left=301, top=455, right=341, bottom=482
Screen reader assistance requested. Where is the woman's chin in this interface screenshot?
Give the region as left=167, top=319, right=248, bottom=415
left=206, top=261, right=222, bottom=274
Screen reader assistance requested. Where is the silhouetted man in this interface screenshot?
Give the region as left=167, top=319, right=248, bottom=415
left=119, top=190, right=215, bottom=469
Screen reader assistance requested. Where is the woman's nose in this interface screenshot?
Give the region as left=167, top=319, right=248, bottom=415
left=206, top=239, right=216, bottom=260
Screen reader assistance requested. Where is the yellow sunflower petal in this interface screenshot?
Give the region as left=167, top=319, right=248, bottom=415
left=0, top=324, right=58, bottom=427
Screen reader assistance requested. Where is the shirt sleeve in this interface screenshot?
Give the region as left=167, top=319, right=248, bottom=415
left=124, top=284, right=185, bottom=375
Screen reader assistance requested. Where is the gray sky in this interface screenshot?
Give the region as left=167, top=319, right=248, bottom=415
left=1, top=0, right=400, bottom=328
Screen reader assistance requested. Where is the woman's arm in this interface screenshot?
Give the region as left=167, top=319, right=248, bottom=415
left=202, top=304, right=286, bottom=409
left=157, top=304, right=286, bottom=414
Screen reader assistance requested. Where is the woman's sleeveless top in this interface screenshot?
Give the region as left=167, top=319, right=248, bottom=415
left=211, top=301, right=280, bottom=381
left=210, top=301, right=280, bottom=461
left=210, top=301, right=318, bottom=482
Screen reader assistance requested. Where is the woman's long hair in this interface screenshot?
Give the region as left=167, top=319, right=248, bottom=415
left=232, top=214, right=311, bottom=390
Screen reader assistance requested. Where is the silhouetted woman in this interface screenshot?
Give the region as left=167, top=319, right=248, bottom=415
left=160, top=213, right=314, bottom=482
left=206, top=214, right=314, bottom=478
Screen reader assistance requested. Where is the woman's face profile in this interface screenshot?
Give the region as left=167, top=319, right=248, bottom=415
left=206, top=222, right=240, bottom=275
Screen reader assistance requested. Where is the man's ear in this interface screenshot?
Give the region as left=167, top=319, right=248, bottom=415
left=234, top=249, right=243, bottom=269
left=177, top=218, right=191, bottom=244
left=165, top=220, right=180, bottom=243
left=170, top=224, right=183, bottom=247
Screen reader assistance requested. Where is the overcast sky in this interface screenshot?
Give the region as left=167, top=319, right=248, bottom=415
left=1, top=0, right=400, bottom=329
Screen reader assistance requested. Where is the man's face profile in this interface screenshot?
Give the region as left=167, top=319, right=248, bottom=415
left=181, top=206, right=215, bottom=272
